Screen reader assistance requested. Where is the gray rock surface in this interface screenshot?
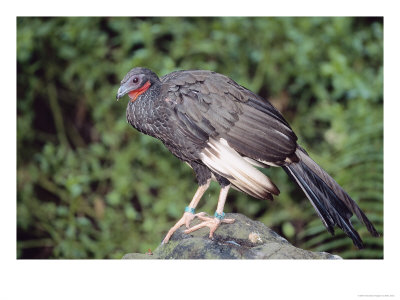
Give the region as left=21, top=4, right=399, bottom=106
left=122, top=213, right=341, bottom=259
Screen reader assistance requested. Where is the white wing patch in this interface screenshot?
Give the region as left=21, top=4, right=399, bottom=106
left=242, top=157, right=269, bottom=168
left=200, top=138, right=279, bottom=199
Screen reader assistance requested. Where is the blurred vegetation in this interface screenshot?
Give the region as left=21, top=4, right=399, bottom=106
left=17, top=17, right=383, bottom=259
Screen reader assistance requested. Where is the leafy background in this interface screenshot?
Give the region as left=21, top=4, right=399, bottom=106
left=17, top=17, right=383, bottom=259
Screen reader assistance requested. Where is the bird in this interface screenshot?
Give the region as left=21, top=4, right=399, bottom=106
left=116, top=67, right=379, bottom=248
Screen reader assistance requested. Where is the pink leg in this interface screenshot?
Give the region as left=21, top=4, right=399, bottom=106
left=184, top=184, right=235, bottom=238
left=162, top=179, right=211, bottom=244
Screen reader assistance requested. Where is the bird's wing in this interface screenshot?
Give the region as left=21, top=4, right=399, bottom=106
left=161, top=70, right=298, bottom=199
left=162, top=70, right=298, bottom=165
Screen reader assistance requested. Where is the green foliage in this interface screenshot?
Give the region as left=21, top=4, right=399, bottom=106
left=17, top=17, right=383, bottom=259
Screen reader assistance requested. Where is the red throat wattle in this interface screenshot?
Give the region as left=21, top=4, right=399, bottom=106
left=128, top=80, right=151, bottom=102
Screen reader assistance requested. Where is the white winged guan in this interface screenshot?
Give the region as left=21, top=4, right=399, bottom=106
left=116, top=67, right=379, bottom=248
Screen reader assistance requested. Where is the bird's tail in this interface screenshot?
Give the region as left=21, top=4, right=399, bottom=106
left=283, top=146, right=379, bottom=249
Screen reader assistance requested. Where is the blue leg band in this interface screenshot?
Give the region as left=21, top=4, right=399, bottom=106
left=185, top=206, right=195, bottom=214
left=214, top=211, right=225, bottom=220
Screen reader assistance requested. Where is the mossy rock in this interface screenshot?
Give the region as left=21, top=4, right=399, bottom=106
left=122, top=213, right=341, bottom=259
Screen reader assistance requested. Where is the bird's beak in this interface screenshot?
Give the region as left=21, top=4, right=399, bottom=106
left=116, top=85, right=131, bottom=101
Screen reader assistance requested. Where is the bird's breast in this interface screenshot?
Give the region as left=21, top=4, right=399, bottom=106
left=126, top=98, right=176, bottom=140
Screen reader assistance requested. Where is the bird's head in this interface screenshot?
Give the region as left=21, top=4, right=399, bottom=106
left=116, top=67, right=159, bottom=102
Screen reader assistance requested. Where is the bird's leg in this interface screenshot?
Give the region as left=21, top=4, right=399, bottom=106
left=162, top=179, right=211, bottom=244
left=184, top=184, right=235, bottom=238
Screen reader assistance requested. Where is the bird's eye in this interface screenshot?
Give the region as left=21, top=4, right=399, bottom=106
left=132, top=77, right=139, bottom=84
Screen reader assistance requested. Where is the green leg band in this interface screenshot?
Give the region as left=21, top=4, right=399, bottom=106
left=185, top=206, right=195, bottom=214
left=214, top=211, right=225, bottom=220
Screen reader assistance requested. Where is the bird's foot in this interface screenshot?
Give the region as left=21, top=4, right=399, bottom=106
left=162, top=211, right=204, bottom=244
left=184, top=212, right=235, bottom=239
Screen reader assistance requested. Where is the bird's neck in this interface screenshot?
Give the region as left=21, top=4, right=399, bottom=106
left=126, top=82, right=166, bottom=138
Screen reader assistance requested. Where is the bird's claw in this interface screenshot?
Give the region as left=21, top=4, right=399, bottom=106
left=184, top=215, right=235, bottom=239
left=162, top=211, right=198, bottom=244
left=162, top=211, right=235, bottom=244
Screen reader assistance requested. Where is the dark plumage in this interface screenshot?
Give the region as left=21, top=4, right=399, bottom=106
left=116, top=67, right=379, bottom=248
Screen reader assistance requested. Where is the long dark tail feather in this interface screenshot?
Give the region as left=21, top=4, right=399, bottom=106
left=283, top=146, right=379, bottom=249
